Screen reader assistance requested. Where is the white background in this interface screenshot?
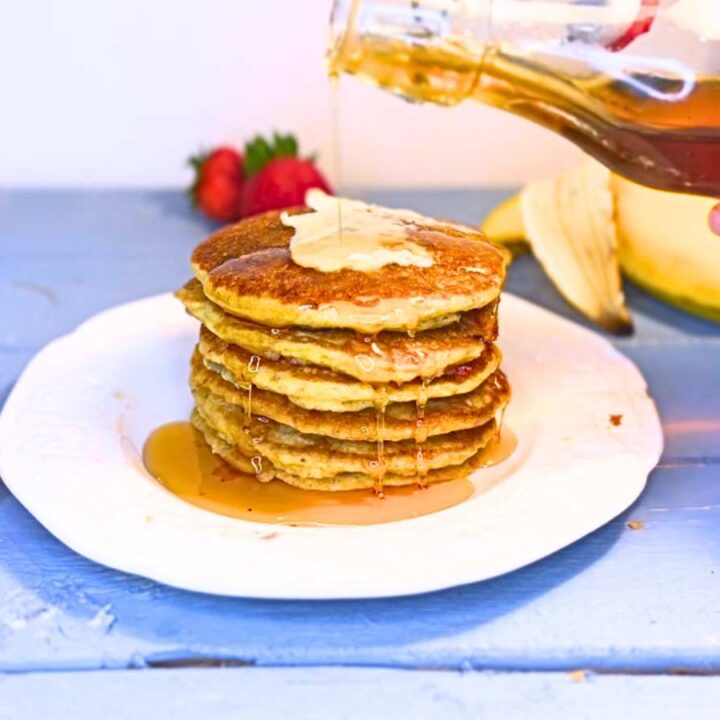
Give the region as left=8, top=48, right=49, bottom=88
left=0, top=0, right=583, bottom=189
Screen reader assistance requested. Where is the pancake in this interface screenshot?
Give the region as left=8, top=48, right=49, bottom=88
left=192, top=410, right=499, bottom=491
left=191, top=207, right=508, bottom=333
left=198, top=325, right=502, bottom=412
left=190, top=349, right=509, bottom=441
left=192, top=386, right=497, bottom=479
left=177, top=279, right=496, bottom=384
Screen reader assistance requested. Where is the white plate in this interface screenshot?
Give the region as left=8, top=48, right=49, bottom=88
left=0, top=293, right=662, bottom=599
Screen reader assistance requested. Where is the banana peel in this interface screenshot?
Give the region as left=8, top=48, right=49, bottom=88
left=483, top=159, right=720, bottom=329
left=483, top=159, right=632, bottom=333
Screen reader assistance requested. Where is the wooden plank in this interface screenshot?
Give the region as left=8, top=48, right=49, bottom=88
left=0, top=190, right=210, bottom=259
left=1, top=668, right=719, bottom=719
left=0, top=256, right=189, bottom=349
left=0, top=465, right=718, bottom=673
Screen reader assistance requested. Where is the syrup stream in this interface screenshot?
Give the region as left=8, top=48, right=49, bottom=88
left=329, top=75, right=344, bottom=245
left=246, top=354, right=262, bottom=478
left=372, top=385, right=389, bottom=496
left=414, top=377, right=430, bottom=488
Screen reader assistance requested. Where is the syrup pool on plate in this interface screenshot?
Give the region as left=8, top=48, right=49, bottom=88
left=142, top=421, right=516, bottom=527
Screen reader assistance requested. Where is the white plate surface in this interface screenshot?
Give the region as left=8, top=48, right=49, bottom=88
left=0, top=294, right=662, bottom=599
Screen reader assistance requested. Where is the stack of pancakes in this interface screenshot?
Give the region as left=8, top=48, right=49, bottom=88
left=176, top=204, right=510, bottom=492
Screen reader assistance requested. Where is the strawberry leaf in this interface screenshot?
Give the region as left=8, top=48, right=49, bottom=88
left=187, top=150, right=208, bottom=206
left=244, top=132, right=300, bottom=176
left=244, top=136, right=274, bottom=176
left=272, top=132, right=298, bottom=158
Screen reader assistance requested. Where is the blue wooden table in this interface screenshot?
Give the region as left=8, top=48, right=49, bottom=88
left=1, top=189, right=719, bottom=717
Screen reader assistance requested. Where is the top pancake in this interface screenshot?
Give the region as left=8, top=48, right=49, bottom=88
left=191, top=206, right=508, bottom=333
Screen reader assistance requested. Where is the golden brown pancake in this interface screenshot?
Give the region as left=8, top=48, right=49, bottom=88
left=198, top=325, right=502, bottom=412
left=174, top=196, right=511, bottom=493
left=192, top=386, right=497, bottom=480
left=177, top=279, right=496, bottom=384
left=191, top=207, right=508, bottom=333
left=190, top=349, right=509, bottom=441
left=191, top=410, right=499, bottom=491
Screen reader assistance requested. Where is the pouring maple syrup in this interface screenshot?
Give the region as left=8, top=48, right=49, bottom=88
left=142, top=421, right=517, bottom=526
left=328, top=0, right=720, bottom=197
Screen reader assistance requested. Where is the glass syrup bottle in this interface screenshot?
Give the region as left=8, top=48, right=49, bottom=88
left=328, top=0, right=720, bottom=196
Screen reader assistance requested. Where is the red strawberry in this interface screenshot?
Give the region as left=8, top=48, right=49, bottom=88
left=242, top=157, right=332, bottom=217
left=201, top=147, right=244, bottom=182
left=240, top=133, right=332, bottom=218
left=188, top=146, right=244, bottom=222
left=194, top=173, right=244, bottom=223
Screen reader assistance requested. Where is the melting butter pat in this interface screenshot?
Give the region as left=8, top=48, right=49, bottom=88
left=282, top=189, right=435, bottom=272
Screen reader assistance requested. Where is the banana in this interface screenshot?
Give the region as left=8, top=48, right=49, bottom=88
left=612, top=175, right=720, bottom=323
left=482, top=160, right=720, bottom=328
left=482, top=194, right=526, bottom=256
